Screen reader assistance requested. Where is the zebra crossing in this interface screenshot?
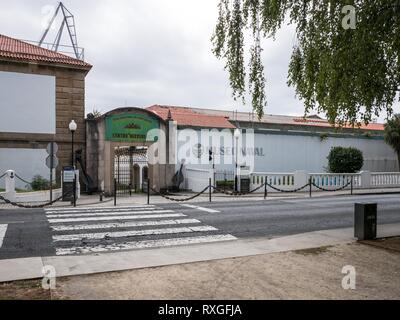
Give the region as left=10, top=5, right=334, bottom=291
left=45, top=205, right=236, bottom=256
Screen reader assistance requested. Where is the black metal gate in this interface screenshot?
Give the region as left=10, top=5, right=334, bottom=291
left=114, top=147, right=148, bottom=195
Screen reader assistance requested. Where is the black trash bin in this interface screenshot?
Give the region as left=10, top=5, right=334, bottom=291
left=354, top=203, right=377, bottom=240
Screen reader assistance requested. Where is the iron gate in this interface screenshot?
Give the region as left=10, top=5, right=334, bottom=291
left=114, top=147, right=148, bottom=195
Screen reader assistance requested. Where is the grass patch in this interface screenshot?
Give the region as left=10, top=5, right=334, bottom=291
left=293, top=246, right=332, bottom=256
left=0, top=280, right=51, bottom=300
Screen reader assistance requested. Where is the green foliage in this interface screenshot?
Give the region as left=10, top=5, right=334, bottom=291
left=216, top=180, right=235, bottom=189
left=30, top=175, right=50, bottom=191
left=327, top=147, right=364, bottom=173
left=212, top=1, right=400, bottom=124
left=384, top=114, right=400, bottom=153
left=384, top=114, right=400, bottom=168
left=91, top=109, right=103, bottom=119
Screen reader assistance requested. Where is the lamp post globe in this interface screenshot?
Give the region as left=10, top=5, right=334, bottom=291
left=69, top=120, right=77, bottom=132
left=234, top=128, right=241, bottom=140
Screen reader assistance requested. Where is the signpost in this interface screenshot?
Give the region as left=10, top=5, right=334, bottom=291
left=62, top=166, right=75, bottom=202
left=46, top=142, right=59, bottom=202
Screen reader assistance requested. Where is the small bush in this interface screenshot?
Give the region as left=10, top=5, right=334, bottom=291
left=31, top=175, right=50, bottom=191
left=327, top=147, right=364, bottom=173
left=216, top=180, right=235, bottom=190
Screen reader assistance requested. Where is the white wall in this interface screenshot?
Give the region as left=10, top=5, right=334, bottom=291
left=253, top=133, right=398, bottom=173
left=184, top=167, right=213, bottom=192
left=0, top=71, right=56, bottom=134
left=0, top=148, right=50, bottom=189
left=175, top=129, right=398, bottom=174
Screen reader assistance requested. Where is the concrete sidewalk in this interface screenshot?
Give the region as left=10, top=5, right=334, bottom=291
left=1, top=187, right=399, bottom=209
left=1, top=223, right=399, bottom=283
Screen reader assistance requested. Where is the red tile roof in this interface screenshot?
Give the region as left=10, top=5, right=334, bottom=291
left=147, top=105, right=236, bottom=129
left=292, top=117, right=384, bottom=131
left=148, top=105, right=385, bottom=132
left=0, top=34, right=92, bottom=69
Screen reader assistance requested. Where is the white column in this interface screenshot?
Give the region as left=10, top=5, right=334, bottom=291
left=5, top=170, right=16, bottom=201
left=139, top=164, right=143, bottom=190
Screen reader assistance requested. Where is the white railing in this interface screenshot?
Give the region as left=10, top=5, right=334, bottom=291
left=371, top=172, right=400, bottom=188
left=310, top=173, right=361, bottom=190
left=251, top=172, right=295, bottom=191
left=250, top=170, right=400, bottom=193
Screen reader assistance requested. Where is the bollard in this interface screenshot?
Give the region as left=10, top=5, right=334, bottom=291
left=350, top=176, right=353, bottom=195
left=5, top=170, right=16, bottom=202
left=264, top=176, right=268, bottom=199
left=114, top=178, right=117, bottom=207
left=309, top=178, right=312, bottom=198
left=72, top=175, right=77, bottom=207
left=147, top=178, right=150, bottom=205
left=209, top=178, right=212, bottom=203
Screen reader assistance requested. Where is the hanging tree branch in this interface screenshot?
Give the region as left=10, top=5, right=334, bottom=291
left=212, top=0, right=400, bottom=125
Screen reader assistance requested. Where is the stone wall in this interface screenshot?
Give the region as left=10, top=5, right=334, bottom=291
left=0, top=60, right=90, bottom=183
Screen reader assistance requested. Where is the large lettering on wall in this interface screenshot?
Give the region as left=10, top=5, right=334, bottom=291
left=105, top=113, right=159, bottom=143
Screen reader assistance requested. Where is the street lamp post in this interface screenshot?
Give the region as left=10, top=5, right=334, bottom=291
left=234, top=128, right=241, bottom=193
left=69, top=120, right=77, bottom=207
left=69, top=120, right=77, bottom=168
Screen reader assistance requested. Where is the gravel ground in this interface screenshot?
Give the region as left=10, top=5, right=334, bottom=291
left=51, top=240, right=400, bottom=300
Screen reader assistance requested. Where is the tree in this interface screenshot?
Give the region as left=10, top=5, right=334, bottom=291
left=384, top=114, right=400, bottom=170
left=212, top=1, right=400, bottom=125
left=327, top=147, right=364, bottom=173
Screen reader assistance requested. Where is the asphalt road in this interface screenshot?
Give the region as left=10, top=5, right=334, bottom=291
left=0, top=193, right=400, bottom=260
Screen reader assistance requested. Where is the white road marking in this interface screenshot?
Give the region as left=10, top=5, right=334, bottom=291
left=47, top=210, right=174, bottom=218
left=0, top=224, right=8, bottom=248
left=45, top=205, right=156, bottom=212
left=45, top=206, right=156, bottom=214
left=180, top=204, right=220, bottom=213
left=56, top=234, right=237, bottom=255
left=48, top=213, right=186, bottom=224
left=50, top=219, right=202, bottom=232
left=52, top=226, right=218, bottom=242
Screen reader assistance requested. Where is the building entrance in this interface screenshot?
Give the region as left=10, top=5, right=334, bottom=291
left=114, top=146, right=148, bottom=194
left=86, top=107, right=176, bottom=195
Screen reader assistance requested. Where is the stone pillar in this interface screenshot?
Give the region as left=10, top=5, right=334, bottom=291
left=294, top=170, right=309, bottom=189
left=360, top=171, right=371, bottom=189
left=5, top=170, right=16, bottom=201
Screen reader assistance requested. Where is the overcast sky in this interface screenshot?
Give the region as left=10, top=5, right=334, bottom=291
left=0, top=0, right=397, bottom=121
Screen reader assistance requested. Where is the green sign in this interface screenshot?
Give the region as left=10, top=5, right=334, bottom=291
left=105, top=113, right=160, bottom=142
